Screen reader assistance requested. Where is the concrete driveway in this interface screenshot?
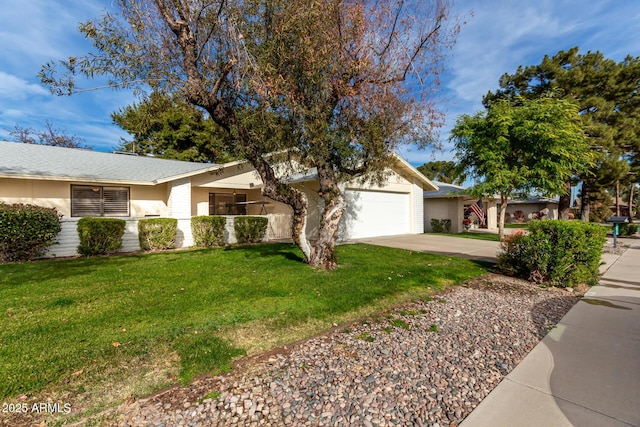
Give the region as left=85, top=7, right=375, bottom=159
left=354, top=234, right=500, bottom=262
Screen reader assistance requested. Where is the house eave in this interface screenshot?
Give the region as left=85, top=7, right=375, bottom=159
left=391, top=153, right=438, bottom=191
left=154, top=159, right=251, bottom=184
left=0, top=173, right=155, bottom=186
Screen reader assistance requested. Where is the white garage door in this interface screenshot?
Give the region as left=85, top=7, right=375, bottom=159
left=341, top=190, right=410, bottom=239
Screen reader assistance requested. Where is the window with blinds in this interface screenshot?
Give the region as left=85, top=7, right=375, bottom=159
left=71, top=185, right=130, bottom=217
left=209, top=193, right=247, bottom=215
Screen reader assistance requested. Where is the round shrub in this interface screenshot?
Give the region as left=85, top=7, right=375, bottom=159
left=192, top=216, right=226, bottom=247
left=234, top=216, right=268, bottom=244
left=430, top=219, right=451, bottom=233
left=138, top=218, right=178, bottom=251
left=498, top=220, right=606, bottom=287
left=0, top=203, right=62, bottom=263
left=77, top=217, right=126, bottom=256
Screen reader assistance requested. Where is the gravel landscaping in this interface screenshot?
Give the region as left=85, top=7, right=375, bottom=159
left=110, top=273, right=579, bottom=427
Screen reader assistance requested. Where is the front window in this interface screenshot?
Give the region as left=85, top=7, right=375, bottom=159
left=209, top=193, right=246, bottom=215
left=71, top=185, right=130, bottom=217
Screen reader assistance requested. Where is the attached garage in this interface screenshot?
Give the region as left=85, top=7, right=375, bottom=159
left=340, top=190, right=411, bottom=239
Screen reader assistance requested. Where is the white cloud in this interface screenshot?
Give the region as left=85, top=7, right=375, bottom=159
left=2, top=0, right=639, bottom=158
left=0, top=71, right=49, bottom=100
left=0, top=0, right=108, bottom=63
left=448, top=2, right=571, bottom=107
left=432, top=0, right=640, bottom=154
left=447, top=0, right=635, bottom=112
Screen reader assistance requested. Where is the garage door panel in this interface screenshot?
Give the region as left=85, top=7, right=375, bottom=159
left=341, top=190, right=409, bottom=239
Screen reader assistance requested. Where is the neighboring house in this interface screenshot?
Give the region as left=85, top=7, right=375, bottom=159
left=0, top=141, right=434, bottom=257
left=423, top=181, right=497, bottom=233
left=609, top=197, right=630, bottom=217
left=504, top=196, right=559, bottom=222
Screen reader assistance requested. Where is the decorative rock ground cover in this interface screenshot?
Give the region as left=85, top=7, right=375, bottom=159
left=115, top=274, right=578, bottom=427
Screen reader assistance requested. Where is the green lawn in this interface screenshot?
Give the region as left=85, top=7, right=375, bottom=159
left=0, top=243, right=487, bottom=422
left=429, top=232, right=502, bottom=242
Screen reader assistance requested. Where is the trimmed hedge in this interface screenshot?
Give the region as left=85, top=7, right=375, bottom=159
left=138, top=218, right=178, bottom=251
left=192, top=216, right=226, bottom=247
left=77, top=217, right=126, bottom=256
left=234, top=216, right=268, bottom=244
left=0, top=203, right=62, bottom=262
left=498, top=220, right=606, bottom=287
left=430, top=219, right=451, bottom=233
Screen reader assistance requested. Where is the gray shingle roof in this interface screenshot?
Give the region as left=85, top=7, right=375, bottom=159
left=0, top=141, right=217, bottom=184
left=508, top=196, right=559, bottom=204
left=423, top=181, right=469, bottom=198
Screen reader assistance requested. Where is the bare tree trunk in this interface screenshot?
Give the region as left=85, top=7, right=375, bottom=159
left=307, top=163, right=346, bottom=270
left=615, top=180, right=620, bottom=216
left=498, top=193, right=508, bottom=241
left=630, top=183, right=635, bottom=219
left=263, top=183, right=312, bottom=260
left=581, top=182, right=591, bottom=222
left=230, top=126, right=316, bottom=263
left=259, top=178, right=312, bottom=259
left=558, top=180, right=571, bottom=220
left=309, top=193, right=345, bottom=269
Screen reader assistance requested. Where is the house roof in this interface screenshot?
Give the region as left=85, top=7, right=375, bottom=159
left=277, top=153, right=438, bottom=191
left=0, top=140, right=219, bottom=185
left=255, top=153, right=438, bottom=191
left=391, top=154, right=438, bottom=191
left=0, top=141, right=434, bottom=190
left=507, top=196, right=559, bottom=205
left=423, top=181, right=469, bottom=199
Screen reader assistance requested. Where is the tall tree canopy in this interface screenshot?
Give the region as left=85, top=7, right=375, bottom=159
left=451, top=97, right=592, bottom=239
left=417, top=160, right=465, bottom=185
left=112, top=91, right=234, bottom=163
left=40, top=0, right=459, bottom=269
left=484, top=47, right=640, bottom=221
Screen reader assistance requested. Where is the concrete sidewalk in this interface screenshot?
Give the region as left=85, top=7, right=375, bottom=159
left=461, top=239, right=640, bottom=427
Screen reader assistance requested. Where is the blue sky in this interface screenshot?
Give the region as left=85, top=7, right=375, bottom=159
left=1, top=0, right=639, bottom=167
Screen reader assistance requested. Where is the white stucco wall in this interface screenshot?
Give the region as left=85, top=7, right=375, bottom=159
left=412, top=182, right=424, bottom=234
left=424, top=199, right=451, bottom=232
left=0, top=178, right=169, bottom=218
left=42, top=214, right=289, bottom=259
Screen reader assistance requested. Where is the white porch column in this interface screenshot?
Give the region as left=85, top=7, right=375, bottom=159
left=167, top=178, right=193, bottom=247
left=450, top=198, right=465, bottom=233
left=485, top=199, right=498, bottom=230
left=412, top=182, right=424, bottom=234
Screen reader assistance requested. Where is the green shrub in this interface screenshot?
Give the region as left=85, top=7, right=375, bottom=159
left=618, top=223, right=638, bottom=236
left=0, top=203, right=62, bottom=262
left=192, top=216, right=226, bottom=247
left=497, top=220, right=606, bottom=287
left=138, top=218, right=178, bottom=251
left=430, top=219, right=451, bottom=233
left=234, top=216, right=268, bottom=244
left=77, top=217, right=126, bottom=256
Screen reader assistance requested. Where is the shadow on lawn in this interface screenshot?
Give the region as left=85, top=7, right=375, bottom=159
left=2, top=243, right=303, bottom=286
left=222, top=242, right=304, bottom=263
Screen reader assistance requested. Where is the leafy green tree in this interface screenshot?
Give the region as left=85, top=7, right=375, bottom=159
left=40, top=0, right=458, bottom=269
left=417, top=160, right=465, bottom=185
left=485, top=47, right=640, bottom=221
left=112, top=92, right=235, bottom=163
left=452, top=97, right=593, bottom=239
